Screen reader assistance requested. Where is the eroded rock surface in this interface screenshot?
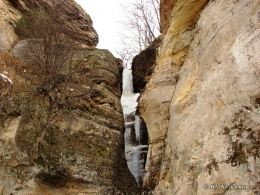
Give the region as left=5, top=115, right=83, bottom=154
left=139, top=0, right=209, bottom=191
left=0, top=0, right=21, bottom=52
left=0, top=0, right=138, bottom=193
left=0, top=48, right=138, bottom=194
left=138, top=0, right=260, bottom=194
left=0, top=0, right=98, bottom=52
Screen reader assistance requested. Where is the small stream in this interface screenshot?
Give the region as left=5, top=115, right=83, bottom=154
left=120, top=69, right=148, bottom=188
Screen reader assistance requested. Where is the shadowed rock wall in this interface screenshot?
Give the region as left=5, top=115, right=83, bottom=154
left=132, top=37, right=161, bottom=93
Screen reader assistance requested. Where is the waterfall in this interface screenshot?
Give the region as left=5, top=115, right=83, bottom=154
left=121, top=69, right=148, bottom=188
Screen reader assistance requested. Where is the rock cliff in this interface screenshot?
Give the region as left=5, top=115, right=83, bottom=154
left=0, top=0, right=98, bottom=52
left=0, top=48, right=138, bottom=194
left=0, top=0, right=138, bottom=194
left=137, top=0, right=260, bottom=194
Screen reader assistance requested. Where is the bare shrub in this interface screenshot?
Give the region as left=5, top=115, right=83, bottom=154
left=15, top=2, right=76, bottom=91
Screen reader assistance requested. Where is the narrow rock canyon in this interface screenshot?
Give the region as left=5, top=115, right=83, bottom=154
left=0, top=0, right=260, bottom=194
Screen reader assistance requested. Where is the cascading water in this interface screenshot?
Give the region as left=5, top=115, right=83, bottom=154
left=121, top=69, right=148, bottom=188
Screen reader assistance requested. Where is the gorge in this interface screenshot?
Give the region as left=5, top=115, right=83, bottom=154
left=0, top=0, right=260, bottom=194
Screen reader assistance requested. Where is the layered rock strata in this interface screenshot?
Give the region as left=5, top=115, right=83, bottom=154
left=0, top=47, right=138, bottom=194
left=138, top=0, right=260, bottom=194
left=0, top=0, right=139, bottom=194
left=0, top=0, right=98, bottom=52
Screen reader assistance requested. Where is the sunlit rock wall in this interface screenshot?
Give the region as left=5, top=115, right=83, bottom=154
left=138, top=0, right=260, bottom=194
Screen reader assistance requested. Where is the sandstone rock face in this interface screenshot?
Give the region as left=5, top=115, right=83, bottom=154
left=0, top=47, right=138, bottom=194
left=0, top=0, right=21, bottom=52
left=13, top=0, right=99, bottom=47
left=139, top=0, right=209, bottom=191
left=0, top=0, right=98, bottom=52
left=138, top=0, right=260, bottom=194
left=0, top=0, right=139, bottom=194
left=159, top=0, right=174, bottom=37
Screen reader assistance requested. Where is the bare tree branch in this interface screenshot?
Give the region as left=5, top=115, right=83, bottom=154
left=15, top=2, right=76, bottom=89
left=116, top=0, right=160, bottom=67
